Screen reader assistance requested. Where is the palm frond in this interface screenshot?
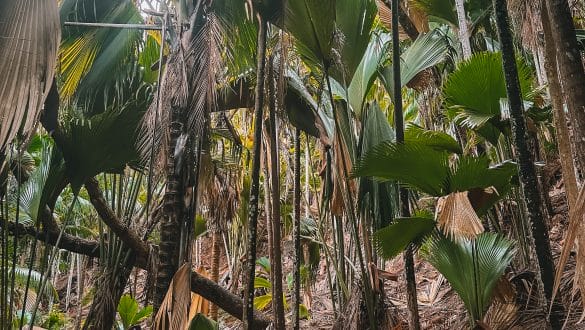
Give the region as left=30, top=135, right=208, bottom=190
left=154, top=264, right=192, bottom=330
left=348, top=33, right=391, bottom=116
left=420, top=232, right=516, bottom=325
left=59, top=0, right=142, bottom=102
left=443, top=52, right=534, bottom=145
left=0, top=0, right=60, bottom=150
left=332, top=0, right=378, bottom=82
left=374, top=216, right=435, bottom=259
left=285, top=0, right=335, bottom=68
left=380, top=27, right=449, bottom=93
left=353, top=141, right=450, bottom=196
left=404, top=124, right=461, bottom=154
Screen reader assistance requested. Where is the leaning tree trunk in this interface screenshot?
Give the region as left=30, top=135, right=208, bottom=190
left=154, top=104, right=184, bottom=309
left=392, top=1, right=421, bottom=329
left=544, top=0, right=585, bottom=182
left=455, top=0, right=472, bottom=59
left=243, top=14, right=268, bottom=329
left=540, top=2, right=578, bottom=209
left=493, top=0, right=565, bottom=328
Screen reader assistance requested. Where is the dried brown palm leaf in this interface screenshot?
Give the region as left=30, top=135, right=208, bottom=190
left=375, top=0, right=409, bottom=40
left=436, top=191, right=484, bottom=239
left=0, top=0, right=60, bottom=151
left=551, top=184, right=585, bottom=309
left=187, top=267, right=211, bottom=324
left=154, top=263, right=192, bottom=330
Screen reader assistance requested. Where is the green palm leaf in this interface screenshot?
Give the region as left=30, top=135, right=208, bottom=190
left=443, top=52, right=534, bottom=145
left=380, top=28, right=449, bottom=95
left=374, top=217, right=435, bottom=259
left=59, top=0, right=142, bottom=102
left=285, top=0, right=336, bottom=68
left=411, top=0, right=457, bottom=26
left=420, top=232, right=515, bottom=325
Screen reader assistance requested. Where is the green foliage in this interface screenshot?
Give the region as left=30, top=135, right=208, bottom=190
left=285, top=0, right=335, bottom=67
left=420, top=232, right=516, bottom=325
left=187, top=313, right=219, bottom=330
left=354, top=135, right=515, bottom=212
left=194, top=215, right=207, bottom=239
left=380, top=27, right=450, bottom=94
left=117, top=294, right=153, bottom=330
left=411, top=0, right=457, bottom=26
left=374, top=217, right=436, bottom=259
left=41, top=308, right=69, bottom=330
left=443, top=52, right=534, bottom=145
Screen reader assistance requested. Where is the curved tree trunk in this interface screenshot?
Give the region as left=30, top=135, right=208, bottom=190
left=493, top=0, right=565, bottom=327
left=243, top=15, right=268, bottom=329
left=544, top=0, right=585, bottom=182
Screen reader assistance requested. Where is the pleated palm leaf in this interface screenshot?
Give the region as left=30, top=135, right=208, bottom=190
left=420, top=232, right=516, bottom=327
left=0, top=0, right=60, bottom=151
left=442, top=51, right=534, bottom=145
left=353, top=128, right=516, bottom=212
left=59, top=0, right=143, bottom=104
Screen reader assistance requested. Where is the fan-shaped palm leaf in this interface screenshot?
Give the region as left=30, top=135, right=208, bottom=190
left=443, top=52, right=534, bottom=145
left=374, top=216, right=435, bottom=258
left=0, top=0, right=60, bottom=151
left=420, top=232, right=516, bottom=326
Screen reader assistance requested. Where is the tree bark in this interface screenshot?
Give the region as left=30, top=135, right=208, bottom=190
left=544, top=0, right=585, bottom=181
left=293, top=128, right=302, bottom=330
left=243, top=14, right=268, bottom=329
left=455, top=0, right=472, bottom=59
left=268, top=56, right=286, bottom=330
left=392, top=1, right=420, bottom=329
left=210, top=230, right=221, bottom=320
left=154, top=105, right=184, bottom=309
left=493, top=0, right=565, bottom=327
left=540, top=3, right=578, bottom=209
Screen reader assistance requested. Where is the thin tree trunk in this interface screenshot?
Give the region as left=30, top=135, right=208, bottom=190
left=455, top=0, right=472, bottom=59
left=243, top=14, right=268, bottom=329
left=293, top=128, right=302, bottom=330
left=540, top=3, right=578, bottom=209
left=493, top=1, right=565, bottom=327
left=544, top=0, right=585, bottom=182
left=154, top=105, right=184, bottom=309
left=392, top=1, right=420, bottom=329
left=268, top=57, right=286, bottom=330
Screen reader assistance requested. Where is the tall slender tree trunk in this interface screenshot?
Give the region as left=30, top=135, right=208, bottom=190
left=544, top=0, right=585, bottom=182
left=292, top=128, right=302, bottom=330
left=455, top=0, right=472, bottom=59
left=493, top=1, right=565, bottom=327
left=392, top=1, right=420, bottom=329
left=540, top=3, right=578, bottom=209
left=154, top=105, right=184, bottom=309
left=243, top=14, right=268, bottom=329
left=268, top=57, right=286, bottom=330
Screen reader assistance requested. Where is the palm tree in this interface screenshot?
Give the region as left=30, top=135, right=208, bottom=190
left=492, top=0, right=565, bottom=327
